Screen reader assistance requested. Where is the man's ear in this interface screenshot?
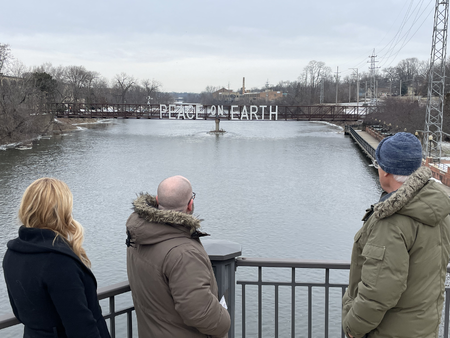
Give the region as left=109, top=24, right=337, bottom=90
left=187, top=198, right=193, bottom=212
left=155, top=196, right=159, bottom=206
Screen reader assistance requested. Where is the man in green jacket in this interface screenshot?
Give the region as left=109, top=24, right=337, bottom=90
left=342, top=132, right=450, bottom=338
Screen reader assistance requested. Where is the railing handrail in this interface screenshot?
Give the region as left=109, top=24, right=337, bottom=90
left=2, top=259, right=450, bottom=333
left=97, top=280, right=131, bottom=300
left=347, top=126, right=376, bottom=161
left=236, top=257, right=350, bottom=269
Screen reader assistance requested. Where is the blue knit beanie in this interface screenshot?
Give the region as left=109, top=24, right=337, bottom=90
left=375, top=132, right=422, bottom=175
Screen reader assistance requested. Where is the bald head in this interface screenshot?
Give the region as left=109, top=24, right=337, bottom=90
left=157, top=175, right=193, bottom=213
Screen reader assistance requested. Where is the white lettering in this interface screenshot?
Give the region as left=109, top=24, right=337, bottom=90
left=168, top=105, right=176, bottom=119
left=186, top=105, right=194, bottom=119
left=160, top=104, right=167, bottom=119
left=196, top=105, right=201, bottom=119
left=218, top=105, right=224, bottom=116
left=177, top=105, right=186, bottom=119
left=270, top=106, right=278, bottom=120
left=241, top=106, right=249, bottom=120
left=210, top=105, right=217, bottom=116
left=250, top=105, right=258, bottom=120
left=230, top=105, right=239, bottom=120
left=260, top=105, right=267, bottom=120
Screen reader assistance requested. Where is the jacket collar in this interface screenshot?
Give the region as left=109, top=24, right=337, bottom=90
left=373, top=166, right=432, bottom=220
left=7, top=226, right=96, bottom=284
left=132, top=193, right=204, bottom=235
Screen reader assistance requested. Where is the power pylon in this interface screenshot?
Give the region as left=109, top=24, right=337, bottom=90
left=424, top=0, right=449, bottom=159
left=368, top=50, right=378, bottom=105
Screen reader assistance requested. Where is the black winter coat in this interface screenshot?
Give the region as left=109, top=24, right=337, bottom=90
left=2, top=226, right=111, bottom=338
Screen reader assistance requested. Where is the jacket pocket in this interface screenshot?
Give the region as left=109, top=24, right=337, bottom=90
left=361, top=243, right=385, bottom=287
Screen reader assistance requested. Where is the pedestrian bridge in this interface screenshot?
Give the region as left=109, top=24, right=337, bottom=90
left=50, top=103, right=369, bottom=121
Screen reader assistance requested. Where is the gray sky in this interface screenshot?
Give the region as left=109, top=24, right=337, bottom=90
left=1, top=0, right=437, bottom=93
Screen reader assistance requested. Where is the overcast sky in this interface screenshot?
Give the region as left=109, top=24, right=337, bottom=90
left=1, top=0, right=437, bottom=93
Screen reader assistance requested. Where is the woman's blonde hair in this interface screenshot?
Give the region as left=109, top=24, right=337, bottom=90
left=18, top=178, right=91, bottom=268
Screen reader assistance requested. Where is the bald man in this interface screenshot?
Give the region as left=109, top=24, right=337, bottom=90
left=126, top=176, right=230, bottom=338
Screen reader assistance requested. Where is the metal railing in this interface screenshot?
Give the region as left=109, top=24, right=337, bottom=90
left=0, top=281, right=134, bottom=338
left=235, top=258, right=350, bottom=338
left=346, top=125, right=376, bottom=161
left=2, top=259, right=450, bottom=338
left=48, top=103, right=364, bottom=121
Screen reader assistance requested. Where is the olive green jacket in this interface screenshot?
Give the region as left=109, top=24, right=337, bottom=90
left=342, top=166, right=450, bottom=338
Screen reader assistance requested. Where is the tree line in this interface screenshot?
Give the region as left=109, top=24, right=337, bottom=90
left=0, top=43, right=173, bottom=145
left=195, top=58, right=433, bottom=106
left=1, top=41, right=450, bottom=144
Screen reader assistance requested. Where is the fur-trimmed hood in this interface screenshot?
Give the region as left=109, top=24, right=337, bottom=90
left=373, top=166, right=450, bottom=226
left=126, top=193, right=207, bottom=246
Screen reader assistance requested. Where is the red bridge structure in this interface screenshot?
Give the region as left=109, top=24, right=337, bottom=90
left=50, top=103, right=369, bottom=121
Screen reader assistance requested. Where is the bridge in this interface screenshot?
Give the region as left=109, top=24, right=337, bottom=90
left=49, top=103, right=369, bottom=121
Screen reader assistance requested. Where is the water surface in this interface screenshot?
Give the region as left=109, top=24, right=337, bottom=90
left=0, top=120, right=381, bottom=336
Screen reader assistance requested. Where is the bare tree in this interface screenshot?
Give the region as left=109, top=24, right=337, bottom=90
left=200, top=86, right=220, bottom=105
left=114, top=73, right=136, bottom=104
left=0, top=43, right=12, bottom=74
left=142, top=79, right=161, bottom=104
left=0, top=61, right=53, bottom=145
left=299, top=60, right=332, bottom=104
left=63, top=65, right=97, bottom=103
left=394, top=58, right=423, bottom=95
left=35, top=63, right=70, bottom=103
left=89, top=77, right=110, bottom=104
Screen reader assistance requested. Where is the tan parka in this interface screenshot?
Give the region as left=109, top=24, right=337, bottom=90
left=126, top=193, right=230, bottom=338
left=342, top=166, right=450, bottom=338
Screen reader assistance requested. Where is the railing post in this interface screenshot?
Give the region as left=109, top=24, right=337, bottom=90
left=203, top=239, right=242, bottom=338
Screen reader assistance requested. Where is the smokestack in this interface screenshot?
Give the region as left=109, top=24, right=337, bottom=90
left=242, top=77, right=245, bottom=94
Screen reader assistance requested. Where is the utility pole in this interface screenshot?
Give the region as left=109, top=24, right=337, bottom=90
left=365, top=81, right=367, bottom=103
left=320, top=78, right=324, bottom=104
left=350, top=68, right=359, bottom=106
left=335, top=66, right=340, bottom=104
left=424, top=0, right=449, bottom=159
left=349, top=82, right=351, bottom=103
left=399, top=80, right=402, bottom=97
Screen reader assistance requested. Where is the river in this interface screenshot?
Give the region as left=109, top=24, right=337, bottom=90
left=0, top=119, right=381, bottom=337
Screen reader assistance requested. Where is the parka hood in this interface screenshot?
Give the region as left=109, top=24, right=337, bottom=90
left=373, top=166, right=450, bottom=226
left=127, top=193, right=207, bottom=246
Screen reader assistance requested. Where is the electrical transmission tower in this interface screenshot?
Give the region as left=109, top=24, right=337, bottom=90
left=424, top=0, right=449, bottom=159
left=368, top=50, right=378, bottom=105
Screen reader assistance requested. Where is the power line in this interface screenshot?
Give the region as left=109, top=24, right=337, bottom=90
left=345, top=0, right=434, bottom=75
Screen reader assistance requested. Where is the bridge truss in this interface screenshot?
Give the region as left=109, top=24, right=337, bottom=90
left=48, top=103, right=366, bottom=122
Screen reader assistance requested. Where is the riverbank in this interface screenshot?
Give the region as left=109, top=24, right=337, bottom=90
left=0, top=117, right=109, bottom=150
left=52, top=117, right=106, bottom=133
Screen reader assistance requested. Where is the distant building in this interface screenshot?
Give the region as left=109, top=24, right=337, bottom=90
left=240, top=89, right=283, bottom=102
left=212, top=87, right=282, bottom=103
left=213, top=88, right=238, bottom=100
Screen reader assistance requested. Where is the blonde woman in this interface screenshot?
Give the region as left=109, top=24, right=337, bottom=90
left=2, top=178, right=111, bottom=338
